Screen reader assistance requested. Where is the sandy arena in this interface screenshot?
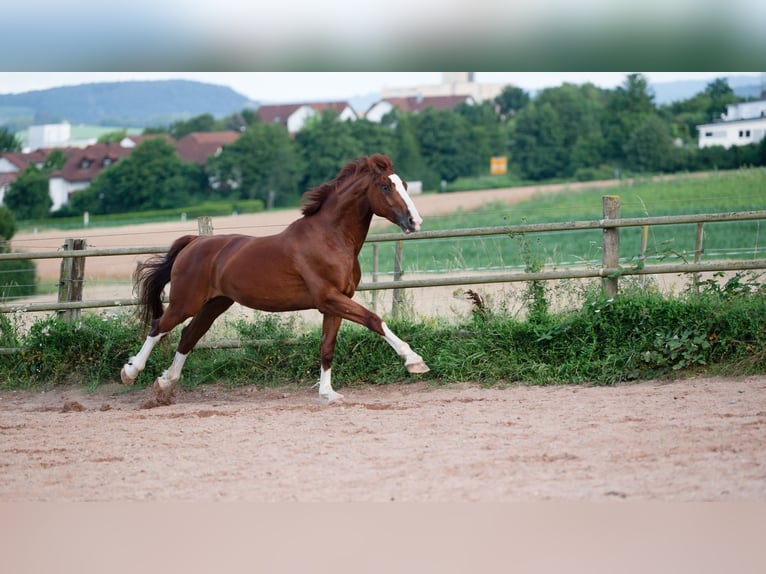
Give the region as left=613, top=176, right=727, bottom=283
left=3, top=177, right=765, bottom=502
left=1, top=377, right=765, bottom=502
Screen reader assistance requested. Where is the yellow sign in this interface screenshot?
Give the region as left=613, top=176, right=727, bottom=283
left=490, top=156, right=507, bottom=175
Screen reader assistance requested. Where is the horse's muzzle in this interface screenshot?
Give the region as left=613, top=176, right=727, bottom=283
left=399, top=212, right=422, bottom=234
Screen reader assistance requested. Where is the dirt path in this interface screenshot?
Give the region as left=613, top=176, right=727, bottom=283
left=1, top=375, right=764, bottom=502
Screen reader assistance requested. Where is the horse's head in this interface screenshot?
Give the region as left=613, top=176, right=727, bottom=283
left=365, top=154, right=423, bottom=234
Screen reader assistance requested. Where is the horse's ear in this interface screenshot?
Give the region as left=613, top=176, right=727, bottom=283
left=369, top=153, right=392, bottom=173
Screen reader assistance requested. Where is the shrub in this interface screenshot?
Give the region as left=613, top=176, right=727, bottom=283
left=1, top=276, right=764, bottom=390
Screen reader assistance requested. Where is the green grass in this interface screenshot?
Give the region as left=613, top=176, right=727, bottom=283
left=362, top=169, right=766, bottom=277
left=1, top=273, right=763, bottom=390
left=18, top=199, right=265, bottom=232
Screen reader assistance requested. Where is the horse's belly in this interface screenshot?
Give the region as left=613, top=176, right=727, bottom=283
left=236, top=290, right=314, bottom=313
left=223, top=269, right=313, bottom=312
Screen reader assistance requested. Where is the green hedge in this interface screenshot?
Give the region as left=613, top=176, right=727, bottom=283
left=1, top=274, right=763, bottom=390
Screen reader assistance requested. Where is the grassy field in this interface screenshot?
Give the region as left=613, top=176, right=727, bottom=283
left=363, top=169, right=766, bottom=277
left=19, top=199, right=265, bottom=231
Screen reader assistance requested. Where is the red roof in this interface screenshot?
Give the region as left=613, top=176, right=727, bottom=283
left=256, top=101, right=356, bottom=127
left=256, top=103, right=306, bottom=125
left=307, top=101, right=356, bottom=116
left=51, top=143, right=133, bottom=183
left=370, top=95, right=475, bottom=115
left=1, top=148, right=65, bottom=172
left=175, top=131, right=241, bottom=164
left=1, top=148, right=78, bottom=189
left=122, top=134, right=175, bottom=147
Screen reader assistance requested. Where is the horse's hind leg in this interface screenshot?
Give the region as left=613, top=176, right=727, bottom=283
left=120, top=331, right=165, bottom=385
left=120, top=298, right=193, bottom=386
left=152, top=296, right=234, bottom=404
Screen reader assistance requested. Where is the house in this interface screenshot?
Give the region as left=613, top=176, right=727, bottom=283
left=0, top=149, right=67, bottom=206
left=119, top=133, right=175, bottom=149
left=27, top=123, right=72, bottom=151
left=48, top=143, right=133, bottom=211
left=175, top=131, right=241, bottom=164
left=381, top=73, right=506, bottom=103
left=256, top=101, right=357, bottom=134
left=697, top=99, right=766, bottom=149
left=364, top=95, right=476, bottom=123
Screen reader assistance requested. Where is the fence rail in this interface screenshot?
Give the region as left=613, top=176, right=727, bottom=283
left=2, top=209, right=764, bottom=262
left=1, top=205, right=765, bottom=318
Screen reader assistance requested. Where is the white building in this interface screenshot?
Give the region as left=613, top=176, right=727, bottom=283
left=256, top=101, right=357, bottom=135
left=381, top=72, right=506, bottom=103
left=27, top=123, right=71, bottom=151
left=697, top=99, right=766, bottom=149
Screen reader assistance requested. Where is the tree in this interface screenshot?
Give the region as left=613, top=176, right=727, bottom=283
left=389, top=111, right=433, bottom=187
left=207, top=122, right=303, bottom=207
left=494, top=85, right=530, bottom=120
left=295, top=110, right=365, bottom=189
left=662, top=78, right=743, bottom=146
left=0, top=206, right=17, bottom=252
left=72, top=138, right=206, bottom=214
left=0, top=127, right=22, bottom=153
left=4, top=166, right=52, bottom=219
left=411, top=108, right=479, bottom=183
left=704, top=78, right=739, bottom=120
left=602, top=73, right=656, bottom=163
left=455, top=100, right=507, bottom=157
left=510, top=102, right=568, bottom=180
left=348, top=119, right=398, bottom=158
left=43, top=149, right=68, bottom=172
left=169, top=113, right=217, bottom=139
left=623, top=115, right=675, bottom=173
left=534, top=83, right=608, bottom=175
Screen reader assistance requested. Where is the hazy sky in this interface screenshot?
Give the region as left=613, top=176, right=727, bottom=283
left=0, top=72, right=749, bottom=103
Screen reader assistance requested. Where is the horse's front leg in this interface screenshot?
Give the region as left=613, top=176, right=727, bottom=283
left=380, top=323, right=430, bottom=374
left=320, top=291, right=430, bottom=376
left=317, top=314, right=344, bottom=404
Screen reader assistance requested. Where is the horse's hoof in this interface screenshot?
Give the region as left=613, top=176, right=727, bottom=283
left=152, top=379, right=177, bottom=406
left=318, top=390, right=345, bottom=405
left=406, top=361, right=430, bottom=374
left=120, top=365, right=136, bottom=385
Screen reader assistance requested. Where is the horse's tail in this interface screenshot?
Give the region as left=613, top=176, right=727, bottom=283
left=134, top=235, right=197, bottom=327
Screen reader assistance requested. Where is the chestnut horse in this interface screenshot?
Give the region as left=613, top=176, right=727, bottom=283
left=120, top=154, right=428, bottom=404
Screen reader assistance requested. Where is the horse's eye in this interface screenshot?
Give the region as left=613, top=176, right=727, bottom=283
left=381, top=184, right=391, bottom=194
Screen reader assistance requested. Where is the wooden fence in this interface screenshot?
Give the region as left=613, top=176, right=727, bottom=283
left=1, top=200, right=766, bottom=322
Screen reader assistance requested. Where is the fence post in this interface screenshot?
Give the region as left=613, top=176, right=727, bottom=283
left=57, top=238, right=87, bottom=322
left=371, top=243, right=379, bottom=313
left=392, top=240, right=404, bottom=319
left=693, top=222, right=705, bottom=293
left=198, top=216, right=213, bottom=236
left=602, top=195, right=620, bottom=297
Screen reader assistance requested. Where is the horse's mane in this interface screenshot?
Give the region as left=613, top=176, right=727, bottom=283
left=301, top=154, right=392, bottom=217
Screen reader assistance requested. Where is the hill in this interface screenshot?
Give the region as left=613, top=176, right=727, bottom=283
left=0, top=80, right=254, bottom=128
left=650, top=74, right=762, bottom=105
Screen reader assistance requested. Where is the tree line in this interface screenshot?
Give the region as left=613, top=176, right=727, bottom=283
left=3, top=73, right=766, bottom=221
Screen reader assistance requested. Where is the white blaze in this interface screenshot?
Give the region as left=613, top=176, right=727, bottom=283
left=389, top=173, right=423, bottom=231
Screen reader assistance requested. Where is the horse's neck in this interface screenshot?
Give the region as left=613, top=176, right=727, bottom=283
left=319, top=188, right=373, bottom=250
